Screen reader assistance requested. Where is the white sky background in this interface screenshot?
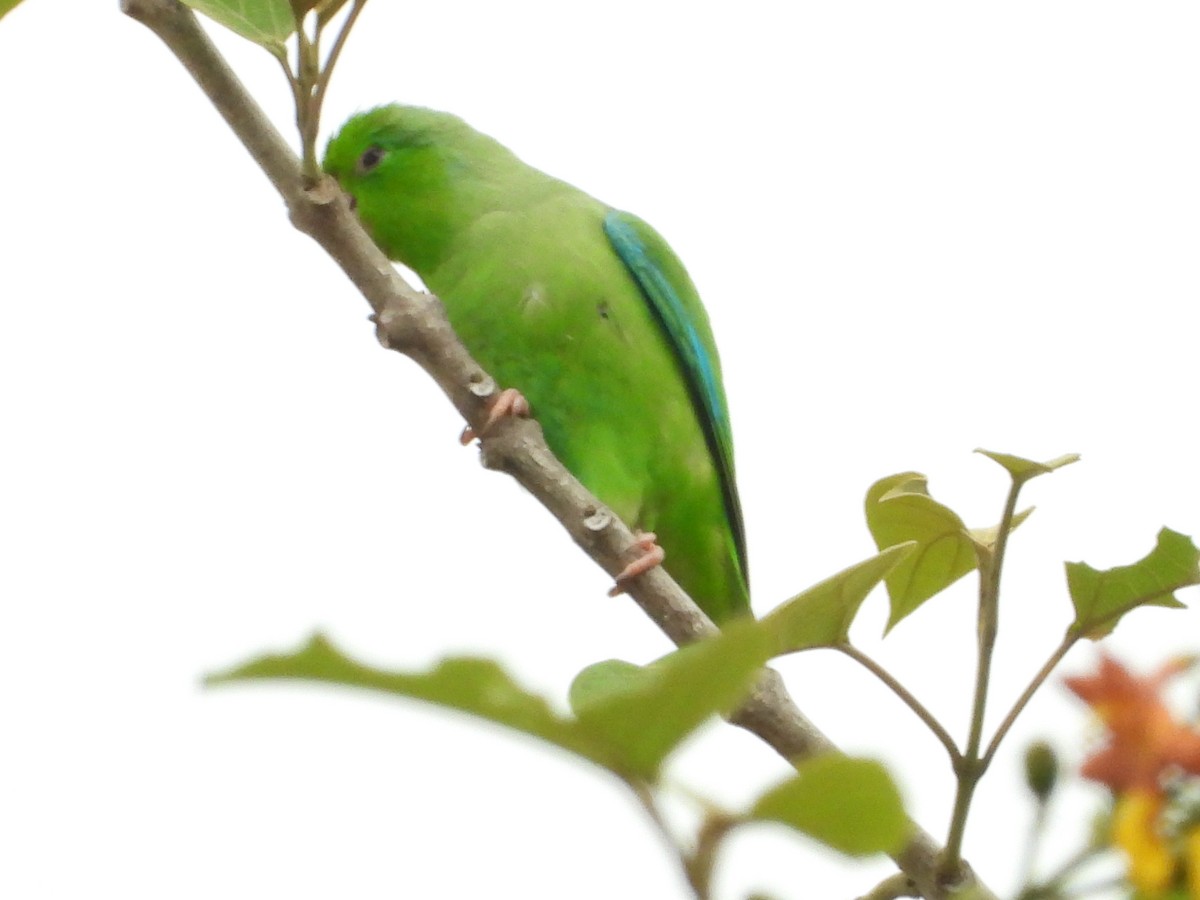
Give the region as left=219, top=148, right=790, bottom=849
left=2, top=1, right=1199, bottom=897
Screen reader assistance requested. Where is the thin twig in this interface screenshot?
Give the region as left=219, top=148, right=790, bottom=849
left=940, top=475, right=1025, bottom=878
left=982, top=636, right=1077, bottom=768
left=311, top=0, right=368, bottom=139
left=293, top=26, right=322, bottom=179
left=839, top=645, right=961, bottom=765
left=273, top=49, right=305, bottom=127
left=1015, top=800, right=1048, bottom=894
left=629, top=782, right=710, bottom=900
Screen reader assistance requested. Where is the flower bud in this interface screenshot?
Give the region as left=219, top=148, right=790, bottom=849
left=1024, top=740, right=1059, bottom=802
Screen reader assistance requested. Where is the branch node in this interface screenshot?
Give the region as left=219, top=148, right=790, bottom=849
left=373, top=309, right=401, bottom=350
left=583, top=506, right=613, bottom=532
left=935, top=857, right=977, bottom=895
left=302, top=176, right=341, bottom=206
left=468, top=373, right=497, bottom=399
left=477, top=421, right=524, bottom=473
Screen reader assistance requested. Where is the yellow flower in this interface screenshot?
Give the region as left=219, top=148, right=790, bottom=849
left=1068, top=655, right=1200, bottom=897
left=1113, top=789, right=1174, bottom=893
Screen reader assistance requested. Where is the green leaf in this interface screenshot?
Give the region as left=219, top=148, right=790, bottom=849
left=975, top=449, right=1080, bottom=483
left=179, top=0, right=294, bottom=50
left=1066, top=528, right=1198, bottom=639
left=0, top=0, right=25, bottom=22
left=212, top=629, right=772, bottom=784
left=571, top=620, right=773, bottom=779
left=865, top=473, right=979, bottom=632
left=568, top=659, right=644, bottom=713
left=751, top=755, right=909, bottom=856
left=967, top=506, right=1034, bottom=553
left=759, top=544, right=917, bottom=652
left=208, top=633, right=623, bottom=771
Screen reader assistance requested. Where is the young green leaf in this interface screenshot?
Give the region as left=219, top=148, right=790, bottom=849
left=967, top=506, right=1034, bottom=554
left=865, top=473, right=979, bottom=632
left=975, top=448, right=1080, bottom=483
left=179, top=0, right=294, bottom=51
left=207, top=633, right=622, bottom=771
left=570, top=620, right=773, bottom=780
left=750, top=755, right=908, bottom=856
left=0, top=0, right=25, bottom=23
left=758, top=543, right=916, bottom=653
left=1066, top=528, right=1198, bottom=639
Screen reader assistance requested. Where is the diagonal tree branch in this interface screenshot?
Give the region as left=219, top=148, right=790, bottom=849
left=119, top=1, right=994, bottom=896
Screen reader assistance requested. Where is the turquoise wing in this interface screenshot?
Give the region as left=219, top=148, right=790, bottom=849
left=603, top=209, right=748, bottom=586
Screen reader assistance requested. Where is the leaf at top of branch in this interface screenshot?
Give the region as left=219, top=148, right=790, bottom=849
left=865, top=473, right=980, bottom=633
left=207, top=633, right=624, bottom=772
left=750, top=755, right=909, bottom=856
left=1066, top=528, right=1198, bottom=639
left=568, top=620, right=773, bottom=780
left=976, top=448, right=1080, bottom=483
left=758, top=543, right=917, bottom=653
left=0, top=0, right=26, bottom=23
left=180, top=0, right=294, bottom=51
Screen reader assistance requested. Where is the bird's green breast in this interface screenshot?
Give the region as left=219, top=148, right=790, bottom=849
left=425, top=192, right=749, bottom=621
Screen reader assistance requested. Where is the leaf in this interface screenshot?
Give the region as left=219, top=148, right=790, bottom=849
left=568, top=659, right=644, bottom=712
left=976, top=448, right=1080, bottom=483
left=1066, top=528, right=1198, bottom=639
left=212, top=629, right=772, bottom=784
left=751, top=755, right=909, bottom=856
left=967, top=506, right=1034, bottom=552
left=570, top=620, right=773, bottom=779
left=208, top=633, right=622, bottom=771
left=179, top=0, right=294, bottom=50
left=759, top=544, right=916, bottom=652
left=0, top=0, right=25, bottom=22
left=865, top=473, right=979, bottom=632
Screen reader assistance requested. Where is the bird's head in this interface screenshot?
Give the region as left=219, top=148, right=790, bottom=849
left=322, top=104, right=488, bottom=272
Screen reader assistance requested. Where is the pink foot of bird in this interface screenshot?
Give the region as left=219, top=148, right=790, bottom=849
left=608, top=531, right=666, bottom=596
left=460, top=387, right=530, bottom=445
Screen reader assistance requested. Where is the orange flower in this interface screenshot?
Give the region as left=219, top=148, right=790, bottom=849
left=1066, top=655, right=1200, bottom=793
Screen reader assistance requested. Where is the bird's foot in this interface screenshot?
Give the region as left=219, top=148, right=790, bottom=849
left=459, top=388, right=531, bottom=445
left=607, top=532, right=666, bottom=597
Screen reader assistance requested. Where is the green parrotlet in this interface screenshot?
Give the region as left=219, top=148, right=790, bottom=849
left=322, top=105, right=749, bottom=622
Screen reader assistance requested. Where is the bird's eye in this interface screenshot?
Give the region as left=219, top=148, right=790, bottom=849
left=357, top=145, right=386, bottom=174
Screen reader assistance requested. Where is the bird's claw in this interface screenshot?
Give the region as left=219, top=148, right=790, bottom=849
left=607, top=532, right=666, bottom=596
left=460, top=387, right=531, bottom=445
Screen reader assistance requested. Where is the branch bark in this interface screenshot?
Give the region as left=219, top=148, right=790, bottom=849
left=119, top=2, right=995, bottom=896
